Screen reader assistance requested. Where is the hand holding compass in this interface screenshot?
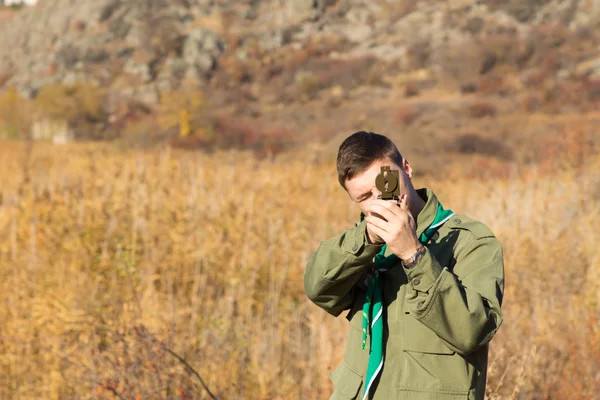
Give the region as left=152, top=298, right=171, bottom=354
left=365, top=166, right=421, bottom=261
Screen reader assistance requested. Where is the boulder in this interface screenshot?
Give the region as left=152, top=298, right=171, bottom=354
left=182, top=28, right=225, bottom=76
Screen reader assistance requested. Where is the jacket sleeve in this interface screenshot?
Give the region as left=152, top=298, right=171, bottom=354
left=403, top=228, right=505, bottom=356
left=304, top=218, right=384, bottom=317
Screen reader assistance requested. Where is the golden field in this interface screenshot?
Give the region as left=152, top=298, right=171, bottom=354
left=0, top=140, right=599, bottom=399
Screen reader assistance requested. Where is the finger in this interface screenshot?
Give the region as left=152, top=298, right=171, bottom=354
left=365, top=215, right=391, bottom=232
left=368, top=202, right=401, bottom=222
left=367, top=221, right=390, bottom=243
left=367, top=204, right=396, bottom=223
left=371, top=199, right=403, bottom=216
left=370, top=211, right=387, bottom=221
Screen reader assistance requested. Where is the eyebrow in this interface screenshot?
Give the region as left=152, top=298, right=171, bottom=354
left=357, top=191, right=371, bottom=200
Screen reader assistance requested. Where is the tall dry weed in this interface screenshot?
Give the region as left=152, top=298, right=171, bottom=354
left=0, top=140, right=598, bottom=399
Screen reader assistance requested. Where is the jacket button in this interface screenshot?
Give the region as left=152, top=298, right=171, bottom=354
left=453, top=217, right=461, bottom=224
left=412, top=277, right=421, bottom=286
left=352, top=243, right=358, bottom=251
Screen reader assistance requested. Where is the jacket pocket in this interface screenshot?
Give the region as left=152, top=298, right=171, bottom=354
left=402, top=314, right=455, bottom=354
left=396, top=314, right=471, bottom=395
left=329, top=363, right=364, bottom=399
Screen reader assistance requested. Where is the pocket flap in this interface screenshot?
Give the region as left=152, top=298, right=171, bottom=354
left=403, top=315, right=455, bottom=355
left=341, top=233, right=362, bottom=255
left=331, top=364, right=364, bottom=398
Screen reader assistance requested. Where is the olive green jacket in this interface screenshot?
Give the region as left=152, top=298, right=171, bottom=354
left=304, top=188, right=504, bottom=400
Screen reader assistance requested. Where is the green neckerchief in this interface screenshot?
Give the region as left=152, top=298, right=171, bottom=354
left=360, top=201, right=454, bottom=400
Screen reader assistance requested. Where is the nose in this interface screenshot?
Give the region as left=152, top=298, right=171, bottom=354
left=372, top=187, right=382, bottom=199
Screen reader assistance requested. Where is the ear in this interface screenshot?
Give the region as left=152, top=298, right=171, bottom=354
left=403, top=159, right=413, bottom=180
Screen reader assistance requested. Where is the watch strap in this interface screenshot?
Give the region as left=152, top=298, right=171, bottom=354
left=402, top=245, right=426, bottom=269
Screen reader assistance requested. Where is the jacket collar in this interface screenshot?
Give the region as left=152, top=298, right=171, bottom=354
left=415, top=187, right=439, bottom=239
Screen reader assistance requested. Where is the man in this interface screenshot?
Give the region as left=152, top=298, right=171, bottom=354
left=304, top=131, right=504, bottom=400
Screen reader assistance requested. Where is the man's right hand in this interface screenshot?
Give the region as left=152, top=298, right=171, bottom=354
left=366, top=216, right=385, bottom=245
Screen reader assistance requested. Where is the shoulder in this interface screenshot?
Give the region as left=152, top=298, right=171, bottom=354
left=444, top=214, right=504, bottom=270
left=446, top=213, right=496, bottom=241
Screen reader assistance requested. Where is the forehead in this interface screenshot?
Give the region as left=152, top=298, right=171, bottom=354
left=346, top=159, right=402, bottom=197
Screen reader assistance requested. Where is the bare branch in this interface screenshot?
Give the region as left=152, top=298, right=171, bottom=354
left=135, top=325, right=219, bottom=400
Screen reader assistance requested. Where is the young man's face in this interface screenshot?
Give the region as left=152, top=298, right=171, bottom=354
left=344, top=158, right=413, bottom=217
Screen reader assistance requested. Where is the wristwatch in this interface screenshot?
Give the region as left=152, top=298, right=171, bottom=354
left=402, top=245, right=426, bottom=269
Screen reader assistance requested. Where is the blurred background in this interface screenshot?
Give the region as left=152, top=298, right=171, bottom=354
left=0, top=0, right=599, bottom=399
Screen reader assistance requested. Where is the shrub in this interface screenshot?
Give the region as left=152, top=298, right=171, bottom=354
left=0, top=70, right=12, bottom=87
left=405, top=39, right=431, bottom=70
left=460, top=83, right=478, bottom=94
left=258, top=127, right=295, bottom=159
left=404, top=80, right=420, bottom=97
left=393, top=105, right=421, bottom=127
left=171, top=112, right=294, bottom=158
left=467, top=102, right=497, bottom=118
left=447, top=133, right=513, bottom=160
left=484, top=0, right=555, bottom=23
left=520, top=93, right=543, bottom=112
left=33, top=82, right=110, bottom=140
left=537, top=129, right=597, bottom=171
left=0, top=87, right=32, bottom=139
left=208, top=113, right=294, bottom=157
left=296, top=72, right=322, bottom=100
left=34, top=82, right=107, bottom=125
left=477, top=73, right=511, bottom=96
left=294, top=56, right=377, bottom=100
left=217, top=54, right=252, bottom=86
left=521, top=68, right=551, bottom=89
left=586, top=77, right=600, bottom=102
left=317, top=56, right=376, bottom=90
left=157, top=87, right=209, bottom=139
left=72, top=19, right=86, bottom=32
left=119, top=114, right=168, bottom=149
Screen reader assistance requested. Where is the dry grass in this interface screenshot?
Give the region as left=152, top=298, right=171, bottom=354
left=0, top=140, right=598, bottom=399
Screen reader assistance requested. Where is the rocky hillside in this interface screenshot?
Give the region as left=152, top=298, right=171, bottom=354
left=1, top=0, right=600, bottom=163
left=2, top=0, right=599, bottom=96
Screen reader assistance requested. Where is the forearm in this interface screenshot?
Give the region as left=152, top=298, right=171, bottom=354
left=403, top=239, right=504, bottom=355
left=304, top=219, right=383, bottom=316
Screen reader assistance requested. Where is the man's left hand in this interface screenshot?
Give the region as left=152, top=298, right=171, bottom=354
left=364, top=194, right=422, bottom=262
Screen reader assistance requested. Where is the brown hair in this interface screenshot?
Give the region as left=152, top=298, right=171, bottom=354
left=336, top=131, right=403, bottom=189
